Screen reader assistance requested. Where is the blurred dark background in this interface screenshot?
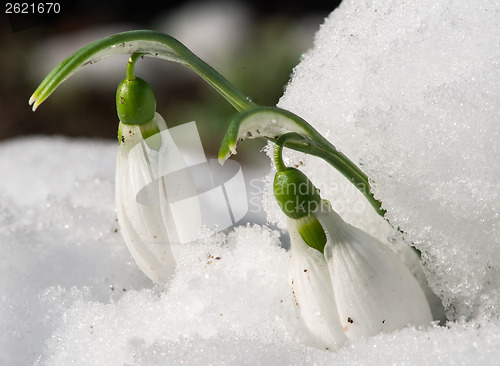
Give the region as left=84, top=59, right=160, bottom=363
left=1, top=0, right=341, bottom=159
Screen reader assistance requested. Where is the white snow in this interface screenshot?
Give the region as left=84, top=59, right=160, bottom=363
left=2, top=0, right=500, bottom=364
left=277, top=0, right=500, bottom=323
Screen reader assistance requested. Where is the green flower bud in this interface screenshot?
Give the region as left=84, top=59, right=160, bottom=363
left=273, top=167, right=322, bottom=219
left=116, top=77, right=156, bottom=125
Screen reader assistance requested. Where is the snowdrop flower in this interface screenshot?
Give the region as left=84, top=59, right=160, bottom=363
left=115, top=54, right=201, bottom=283
left=273, top=135, right=432, bottom=350
left=287, top=202, right=433, bottom=348
left=116, top=113, right=175, bottom=283
left=31, top=31, right=257, bottom=283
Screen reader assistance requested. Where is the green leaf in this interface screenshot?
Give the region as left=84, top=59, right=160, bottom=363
left=218, top=106, right=328, bottom=164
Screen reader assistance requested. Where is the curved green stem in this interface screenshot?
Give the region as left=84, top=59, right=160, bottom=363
left=273, top=133, right=304, bottom=172
left=219, top=107, right=367, bottom=183
left=30, top=30, right=256, bottom=112
left=218, top=106, right=386, bottom=217
left=290, top=141, right=385, bottom=216
left=126, top=53, right=143, bottom=80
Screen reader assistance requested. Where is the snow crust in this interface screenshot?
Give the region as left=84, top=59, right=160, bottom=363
left=2, top=0, right=500, bottom=364
left=277, top=0, right=500, bottom=321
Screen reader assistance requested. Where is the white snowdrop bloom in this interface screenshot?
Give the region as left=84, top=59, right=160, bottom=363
left=288, top=202, right=433, bottom=348
left=116, top=112, right=201, bottom=283
left=315, top=201, right=433, bottom=340
left=273, top=134, right=433, bottom=349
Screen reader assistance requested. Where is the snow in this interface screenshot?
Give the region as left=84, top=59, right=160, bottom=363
left=277, top=0, right=500, bottom=323
left=2, top=0, right=500, bottom=365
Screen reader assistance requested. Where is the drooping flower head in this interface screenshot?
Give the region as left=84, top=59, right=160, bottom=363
left=115, top=54, right=202, bottom=283
left=273, top=134, right=433, bottom=350
left=29, top=31, right=258, bottom=284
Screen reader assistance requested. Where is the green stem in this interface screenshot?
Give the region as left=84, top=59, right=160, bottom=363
left=273, top=133, right=384, bottom=215
left=287, top=141, right=386, bottom=216
left=126, top=53, right=142, bottom=80
left=30, top=30, right=256, bottom=112
left=218, top=106, right=386, bottom=217
left=273, top=133, right=304, bottom=172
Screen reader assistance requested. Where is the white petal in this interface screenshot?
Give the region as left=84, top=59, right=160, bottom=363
left=287, top=218, right=347, bottom=350
left=116, top=113, right=205, bottom=282
left=396, top=244, right=446, bottom=323
left=116, top=114, right=176, bottom=283
left=318, top=203, right=433, bottom=340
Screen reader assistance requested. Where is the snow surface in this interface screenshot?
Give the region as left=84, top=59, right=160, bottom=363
left=2, top=0, right=500, bottom=365
left=276, top=0, right=500, bottom=322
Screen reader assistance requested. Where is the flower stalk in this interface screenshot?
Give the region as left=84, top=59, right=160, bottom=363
left=29, top=30, right=256, bottom=113
left=218, top=107, right=386, bottom=217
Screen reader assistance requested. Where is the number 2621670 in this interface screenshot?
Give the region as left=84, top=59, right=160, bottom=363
left=5, top=3, right=61, bottom=14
